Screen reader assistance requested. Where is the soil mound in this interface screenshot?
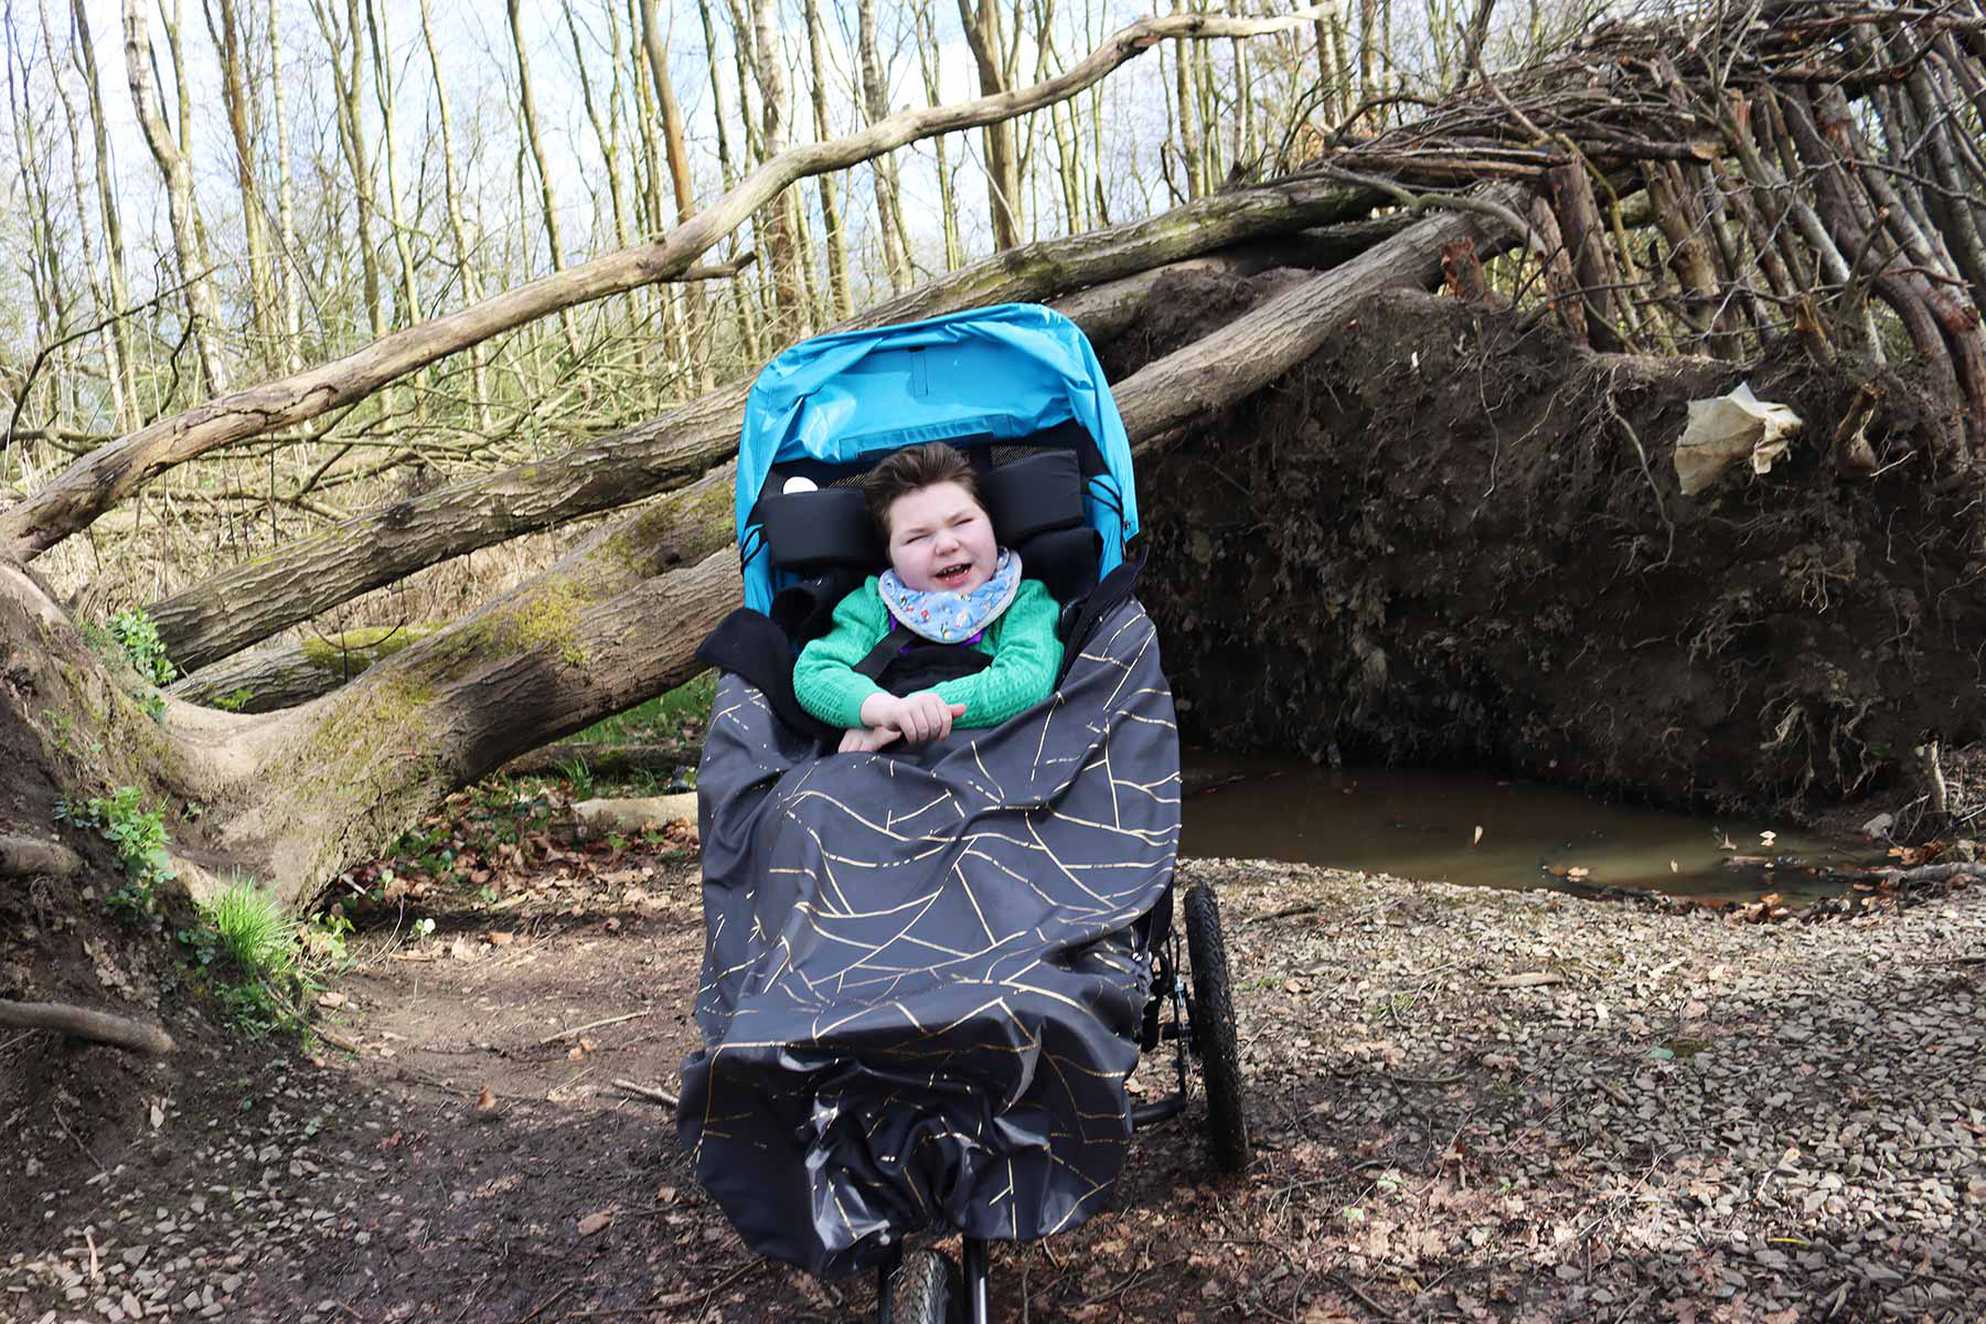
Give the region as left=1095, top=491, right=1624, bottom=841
left=1128, top=279, right=1984, bottom=818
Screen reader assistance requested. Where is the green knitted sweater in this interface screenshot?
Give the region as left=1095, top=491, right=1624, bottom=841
left=793, top=576, right=1064, bottom=730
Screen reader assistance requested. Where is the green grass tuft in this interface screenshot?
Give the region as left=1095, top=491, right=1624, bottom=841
left=201, top=878, right=299, bottom=983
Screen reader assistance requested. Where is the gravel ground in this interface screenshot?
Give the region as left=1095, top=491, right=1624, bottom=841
left=1194, top=862, right=1986, bottom=1323
left=2, top=860, right=1981, bottom=1322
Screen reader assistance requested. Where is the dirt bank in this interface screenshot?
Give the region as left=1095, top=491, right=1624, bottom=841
left=4, top=847, right=1980, bottom=1323
left=1121, top=281, right=1986, bottom=822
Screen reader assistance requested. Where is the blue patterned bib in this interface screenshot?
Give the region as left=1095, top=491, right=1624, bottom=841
left=878, top=549, right=1023, bottom=644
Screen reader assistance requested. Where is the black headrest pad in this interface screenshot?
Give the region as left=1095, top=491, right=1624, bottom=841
left=982, top=450, right=1086, bottom=546
left=759, top=486, right=881, bottom=570
left=1017, top=526, right=1100, bottom=607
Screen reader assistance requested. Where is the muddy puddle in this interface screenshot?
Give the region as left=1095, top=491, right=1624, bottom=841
left=1180, top=754, right=1886, bottom=905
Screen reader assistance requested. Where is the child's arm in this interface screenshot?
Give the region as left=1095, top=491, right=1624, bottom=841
left=793, top=583, right=892, bottom=729
left=931, top=580, right=1064, bottom=728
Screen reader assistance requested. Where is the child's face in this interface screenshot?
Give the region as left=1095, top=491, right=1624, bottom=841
left=885, top=481, right=997, bottom=593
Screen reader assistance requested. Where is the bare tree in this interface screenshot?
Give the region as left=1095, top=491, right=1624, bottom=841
left=266, top=0, right=303, bottom=374
left=122, top=0, right=231, bottom=394
left=202, top=0, right=276, bottom=358
left=312, top=0, right=384, bottom=338
left=638, top=0, right=711, bottom=386
left=957, top=0, right=1026, bottom=248
left=507, top=0, right=585, bottom=361
left=416, top=0, right=490, bottom=427
left=856, top=0, right=911, bottom=291
left=805, top=0, right=852, bottom=317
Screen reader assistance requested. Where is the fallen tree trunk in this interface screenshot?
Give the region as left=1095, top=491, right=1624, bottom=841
left=0, top=6, right=1332, bottom=565
left=1110, top=186, right=1528, bottom=439
left=150, top=183, right=1384, bottom=674
left=169, top=625, right=440, bottom=712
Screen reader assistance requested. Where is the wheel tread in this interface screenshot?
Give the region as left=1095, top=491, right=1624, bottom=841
left=1184, top=883, right=1252, bottom=1173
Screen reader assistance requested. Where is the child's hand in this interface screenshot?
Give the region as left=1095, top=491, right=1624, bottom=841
left=837, top=725, right=900, bottom=754
left=860, top=691, right=967, bottom=745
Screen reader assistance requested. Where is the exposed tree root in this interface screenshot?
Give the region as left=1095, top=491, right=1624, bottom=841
left=0, top=1000, right=176, bottom=1055
left=0, top=835, right=82, bottom=879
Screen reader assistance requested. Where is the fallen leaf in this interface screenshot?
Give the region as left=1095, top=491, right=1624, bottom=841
left=655, top=1185, right=677, bottom=1204
left=485, top=931, right=514, bottom=947
left=475, top=1085, right=498, bottom=1112
left=148, top=1100, right=164, bottom=1129
left=577, top=1209, right=614, bottom=1236
left=317, top=991, right=347, bottom=1009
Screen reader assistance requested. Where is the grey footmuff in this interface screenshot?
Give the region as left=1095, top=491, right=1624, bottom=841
left=678, top=599, right=1181, bottom=1278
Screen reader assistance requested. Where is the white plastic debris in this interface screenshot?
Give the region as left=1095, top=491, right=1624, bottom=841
left=1673, top=382, right=1804, bottom=495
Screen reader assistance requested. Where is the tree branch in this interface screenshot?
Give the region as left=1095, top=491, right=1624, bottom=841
left=0, top=5, right=1335, bottom=563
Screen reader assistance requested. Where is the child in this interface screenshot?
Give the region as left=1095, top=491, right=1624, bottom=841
left=794, top=442, right=1064, bottom=753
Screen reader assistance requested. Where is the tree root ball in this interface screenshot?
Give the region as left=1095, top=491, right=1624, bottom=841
left=1127, top=281, right=1983, bottom=819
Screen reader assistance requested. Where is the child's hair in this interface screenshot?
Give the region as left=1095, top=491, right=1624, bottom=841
left=861, top=442, right=981, bottom=535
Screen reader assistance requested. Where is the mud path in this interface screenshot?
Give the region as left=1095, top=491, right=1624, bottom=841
left=5, top=849, right=1982, bottom=1323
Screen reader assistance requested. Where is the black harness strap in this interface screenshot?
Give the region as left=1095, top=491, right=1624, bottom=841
left=853, top=625, right=918, bottom=680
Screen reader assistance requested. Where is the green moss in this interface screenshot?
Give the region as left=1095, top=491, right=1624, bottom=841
left=294, top=669, right=440, bottom=796
left=298, top=625, right=434, bottom=672
left=469, top=579, right=591, bottom=669
left=597, top=477, right=733, bottom=578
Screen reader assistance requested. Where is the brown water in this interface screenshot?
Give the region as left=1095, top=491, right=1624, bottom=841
left=1179, top=754, right=1884, bottom=904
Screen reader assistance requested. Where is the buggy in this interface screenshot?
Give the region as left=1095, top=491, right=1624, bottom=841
left=680, top=303, right=1248, bottom=1323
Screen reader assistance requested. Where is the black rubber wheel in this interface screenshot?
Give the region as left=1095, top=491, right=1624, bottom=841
left=1183, top=883, right=1251, bottom=1173
left=882, top=1249, right=961, bottom=1324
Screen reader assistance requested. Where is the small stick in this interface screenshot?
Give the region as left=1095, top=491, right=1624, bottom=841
left=537, top=1009, right=651, bottom=1046
left=1326, top=1271, right=1400, bottom=1321
left=315, top=1025, right=363, bottom=1053
left=0, top=1000, right=175, bottom=1054
left=611, top=1078, right=679, bottom=1109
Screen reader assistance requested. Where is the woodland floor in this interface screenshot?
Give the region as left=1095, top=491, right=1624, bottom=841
left=3, top=788, right=1983, bottom=1324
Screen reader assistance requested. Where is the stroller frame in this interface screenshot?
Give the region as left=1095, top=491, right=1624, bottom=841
left=696, top=304, right=1251, bottom=1320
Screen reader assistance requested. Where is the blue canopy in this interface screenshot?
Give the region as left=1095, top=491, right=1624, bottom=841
left=735, top=303, right=1139, bottom=614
